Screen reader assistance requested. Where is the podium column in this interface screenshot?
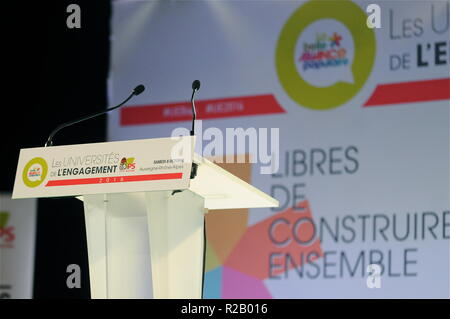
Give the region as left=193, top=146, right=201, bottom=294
left=83, top=192, right=153, bottom=299
left=146, top=190, right=205, bottom=299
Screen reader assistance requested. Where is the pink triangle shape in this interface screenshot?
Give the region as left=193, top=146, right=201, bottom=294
left=222, top=266, right=272, bottom=299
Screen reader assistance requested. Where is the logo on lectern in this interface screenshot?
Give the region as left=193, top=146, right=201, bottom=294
left=22, top=157, right=48, bottom=187
left=119, top=157, right=136, bottom=172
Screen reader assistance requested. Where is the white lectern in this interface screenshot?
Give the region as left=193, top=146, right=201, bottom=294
left=12, top=136, right=278, bottom=299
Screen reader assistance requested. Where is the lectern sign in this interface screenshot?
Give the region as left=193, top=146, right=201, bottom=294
left=12, top=136, right=194, bottom=199
left=11, top=134, right=277, bottom=299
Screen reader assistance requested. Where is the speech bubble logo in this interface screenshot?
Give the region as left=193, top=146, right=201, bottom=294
left=27, top=164, right=43, bottom=181
left=22, top=157, right=48, bottom=188
left=296, top=19, right=355, bottom=87
left=275, top=0, right=376, bottom=110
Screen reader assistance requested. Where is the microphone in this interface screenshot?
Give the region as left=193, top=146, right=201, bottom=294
left=190, top=80, right=200, bottom=136
left=44, top=85, right=146, bottom=147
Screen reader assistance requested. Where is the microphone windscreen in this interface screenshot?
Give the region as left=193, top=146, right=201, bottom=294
left=192, top=80, right=201, bottom=91
left=133, top=84, right=145, bottom=95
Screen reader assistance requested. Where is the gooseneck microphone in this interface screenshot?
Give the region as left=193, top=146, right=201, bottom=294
left=44, top=85, right=145, bottom=147
left=188, top=80, right=202, bottom=296
left=190, top=80, right=201, bottom=136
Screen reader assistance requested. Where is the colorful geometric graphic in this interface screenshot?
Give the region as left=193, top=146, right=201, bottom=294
left=204, top=161, right=322, bottom=298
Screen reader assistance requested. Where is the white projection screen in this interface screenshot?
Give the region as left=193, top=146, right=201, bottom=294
left=108, top=0, right=450, bottom=298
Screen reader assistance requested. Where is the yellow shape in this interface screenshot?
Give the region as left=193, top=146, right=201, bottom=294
left=205, top=240, right=221, bottom=272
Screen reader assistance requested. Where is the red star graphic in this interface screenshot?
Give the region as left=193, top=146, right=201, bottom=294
left=330, top=32, right=342, bottom=47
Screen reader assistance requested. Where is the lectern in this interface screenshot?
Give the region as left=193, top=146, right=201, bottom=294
left=12, top=136, right=278, bottom=299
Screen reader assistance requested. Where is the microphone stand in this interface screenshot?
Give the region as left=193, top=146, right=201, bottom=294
left=45, top=85, right=144, bottom=147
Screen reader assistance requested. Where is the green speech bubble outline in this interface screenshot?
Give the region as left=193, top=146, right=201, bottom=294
left=275, top=0, right=376, bottom=110
left=0, top=212, right=9, bottom=228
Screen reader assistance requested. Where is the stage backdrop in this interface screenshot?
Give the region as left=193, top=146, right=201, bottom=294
left=108, top=0, right=450, bottom=298
left=0, top=194, right=36, bottom=299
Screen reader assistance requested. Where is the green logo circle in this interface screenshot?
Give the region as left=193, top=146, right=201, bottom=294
left=22, top=157, right=48, bottom=188
left=275, top=0, right=376, bottom=110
